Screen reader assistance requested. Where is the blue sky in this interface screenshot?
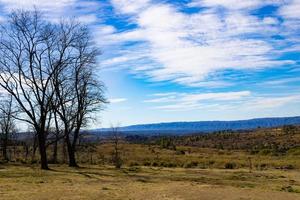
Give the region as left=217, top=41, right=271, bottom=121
left=0, top=0, right=299, bottom=128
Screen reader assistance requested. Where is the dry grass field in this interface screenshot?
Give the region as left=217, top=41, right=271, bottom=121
left=0, top=163, right=300, bottom=200
left=1, top=127, right=300, bottom=200
left=76, top=142, right=300, bottom=171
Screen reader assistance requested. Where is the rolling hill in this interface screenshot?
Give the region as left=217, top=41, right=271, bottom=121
left=96, top=116, right=300, bottom=136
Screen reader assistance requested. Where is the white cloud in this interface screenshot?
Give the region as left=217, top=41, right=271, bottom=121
left=109, top=98, right=127, bottom=103
left=0, top=0, right=75, bottom=11
left=188, top=0, right=264, bottom=10
left=111, top=0, right=150, bottom=14
left=101, top=0, right=295, bottom=87
left=0, top=0, right=100, bottom=24
left=146, top=91, right=300, bottom=112
left=244, top=95, right=300, bottom=109
left=182, top=91, right=251, bottom=102
left=77, top=14, right=98, bottom=24
left=145, top=91, right=251, bottom=109
left=263, top=77, right=300, bottom=86
left=279, top=0, right=300, bottom=19
left=174, top=79, right=233, bottom=88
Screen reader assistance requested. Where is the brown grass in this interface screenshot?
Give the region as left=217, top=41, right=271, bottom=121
left=88, top=143, right=300, bottom=170
left=1, top=163, right=300, bottom=200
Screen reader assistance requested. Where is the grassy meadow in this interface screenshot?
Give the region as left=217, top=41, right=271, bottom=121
left=1, top=126, right=300, bottom=199
left=1, top=163, right=300, bottom=200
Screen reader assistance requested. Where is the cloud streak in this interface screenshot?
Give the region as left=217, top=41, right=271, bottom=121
left=145, top=91, right=300, bottom=112
left=0, top=0, right=101, bottom=24
left=109, top=98, right=128, bottom=103
left=98, top=0, right=299, bottom=87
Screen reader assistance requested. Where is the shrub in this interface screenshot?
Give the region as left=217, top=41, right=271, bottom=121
left=129, top=162, right=139, bottom=167
left=281, top=165, right=295, bottom=170
left=184, top=163, right=192, bottom=168
left=259, top=163, right=268, bottom=170
left=250, top=149, right=259, bottom=155
left=159, top=162, right=167, bottom=167
left=184, top=161, right=198, bottom=168
left=281, top=186, right=300, bottom=193
left=167, top=163, right=177, bottom=168
left=128, top=166, right=140, bottom=172
left=225, top=162, right=236, bottom=169
left=143, top=161, right=151, bottom=166
left=208, top=160, right=215, bottom=166
left=259, top=149, right=272, bottom=155
left=111, top=156, right=123, bottom=169
left=175, top=150, right=185, bottom=155
left=288, top=147, right=300, bottom=156
left=31, top=160, right=38, bottom=164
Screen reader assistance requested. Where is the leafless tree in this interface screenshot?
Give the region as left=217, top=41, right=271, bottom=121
left=0, top=10, right=61, bottom=169
left=52, top=21, right=106, bottom=167
left=110, top=126, right=123, bottom=169
left=0, top=95, right=16, bottom=161
left=0, top=10, right=106, bottom=169
left=50, top=111, right=63, bottom=164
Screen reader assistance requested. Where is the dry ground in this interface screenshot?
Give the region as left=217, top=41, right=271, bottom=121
left=0, top=164, right=300, bottom=200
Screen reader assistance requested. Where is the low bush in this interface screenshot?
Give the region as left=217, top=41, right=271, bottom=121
left=184, top=161, right=198, bottom=168
left=281, top=185, right=300, bottom=193
left=208, top=160, right=215, bottom=166
left=259, top=163, right=268, bottom=170
left=281, top=164, right=295, bottom=170
left=167, top=163, right=177, bottom=168
left=143, top=161, right=151, bottom=166
left=287, top=147, right=300, bottom=156
left=129, top=162, right=139, bottom=167
left=175, top=150, right=185, bottom=155
left=225, top=162, right=236, bottom=169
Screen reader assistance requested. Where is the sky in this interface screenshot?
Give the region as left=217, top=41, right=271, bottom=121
left=0, top=0, right=299, bottom=128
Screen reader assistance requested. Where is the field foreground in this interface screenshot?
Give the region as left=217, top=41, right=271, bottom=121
left=0, top=164, right=300, bottom=200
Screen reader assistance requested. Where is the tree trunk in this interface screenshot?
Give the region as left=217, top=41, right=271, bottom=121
left=2, top=137, right=8, bottom=161
left=31, top=135, right=38, bottom=163
left=52, top=139, right=58, bottom=164
left=24, top=144, right=29, bottom=162
left=68, top=148, right=78, bottom=167
left=37, top=129, right=49, bottom=170
left=66, top=133, right=78, bottom=167
left=67, top=142, right=78, bottom=167
left=62, top=139, right=67, bottom=164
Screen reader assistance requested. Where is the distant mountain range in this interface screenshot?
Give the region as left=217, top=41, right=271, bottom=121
left=95, top=116, right=300, bottom=136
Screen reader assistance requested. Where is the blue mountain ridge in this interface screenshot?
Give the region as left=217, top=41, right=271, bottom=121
left=96, top=116, right=300, bottom=135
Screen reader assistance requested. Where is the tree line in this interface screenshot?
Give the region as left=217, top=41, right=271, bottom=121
left=0, top=10, right=106, bottom=169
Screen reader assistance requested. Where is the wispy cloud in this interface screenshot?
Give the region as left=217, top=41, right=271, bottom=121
left=145, top=91, right=251, bottom=111
left=146, top=91, right=251, bottom=102
left=244, top=95, right=300, bottom=110
left=0, top=0, right=101, bottom=24
left=98, top=0, right=299, bottom=87
left=0, top=0, right=75, bottom=11
left=279, top=0, right=300, bottom=19
left=145, top=91, right=300, bottom=112
left=109, top=98, right=127, bottom=103
left=262, top=77, right=300, bottom=86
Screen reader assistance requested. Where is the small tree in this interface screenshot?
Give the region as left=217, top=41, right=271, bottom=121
left=111, top=126, right=123, bottom=169
left=0, top=95, right=16, bottom=161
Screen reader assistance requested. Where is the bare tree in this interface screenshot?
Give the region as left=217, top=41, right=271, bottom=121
left=0, top=11, right=60, bottom=169
left=0, top=10, right=106, bottom=169
left=110, top=126, right=123, bottom=169
left=50, top=111, right=63, bottom=164
left=52, top=22, right=106, bottom=167
left=0, top=95, right=16, bottom=161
